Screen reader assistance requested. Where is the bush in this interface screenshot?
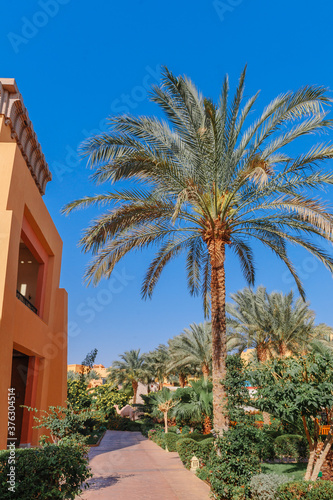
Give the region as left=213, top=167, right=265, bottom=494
left=0, top=444, right=91, bottom=499
left=274, top=435, right=308, bottom=460
left=250, top=473, right=292, bottom=500
left=91, top=383, right=129, bottom=418
left=176, top=437, right=214, bottom=469
left=107, top=415, right=141, bottom=431
left=277, top=480, right=333, bottom=500
left=165, top=432, right=181, bottom=451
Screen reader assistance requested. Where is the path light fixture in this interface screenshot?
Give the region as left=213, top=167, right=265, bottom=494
left=190, top=456, right=199, bottom=473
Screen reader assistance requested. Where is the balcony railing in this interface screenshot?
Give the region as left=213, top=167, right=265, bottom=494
left=16, top=290, right=38, bottom=314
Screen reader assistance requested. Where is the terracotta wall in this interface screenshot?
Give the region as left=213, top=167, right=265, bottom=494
left=0, top=115, right=68, bottom=448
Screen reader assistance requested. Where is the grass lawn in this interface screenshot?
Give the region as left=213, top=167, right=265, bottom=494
left=261, top=462, right=307, bottom=481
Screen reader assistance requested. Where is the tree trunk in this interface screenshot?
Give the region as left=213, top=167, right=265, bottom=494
left=132, top=380, right=138, bottom=404
left=257, top=343, right=268, bottom=362
left=164, top=412, right=168, bottom=433
left=279, top=342, right=287, bottom=358
left=202, top=364, right=210, bottom=380
left=303, top=415, right=315, bottom=481
left=310, top=431, right=333, bottom=481
left=263, top=412, right=270, bottom=425
left=208, top=239, right=228, bottom=434
left=179, top=373, right=186, bottom=388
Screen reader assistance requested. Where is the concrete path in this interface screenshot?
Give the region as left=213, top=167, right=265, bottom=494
left=78, top=430, right=211, bottom=500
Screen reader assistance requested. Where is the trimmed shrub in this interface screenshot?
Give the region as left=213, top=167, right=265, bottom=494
left=165, top=432, right=181, bottom=451
left=274, top=434, right=308, bottom=460
left=250, top=473, right=292, bottom=500
left=277, top=480, right=333, bottom=500
left=308, top=481, right=333, bottom=499
left=176, top=437, right=214, bottom=469
left=0, top=444, right=91, bottom=499
left=167, top=426, right=179, bottom=434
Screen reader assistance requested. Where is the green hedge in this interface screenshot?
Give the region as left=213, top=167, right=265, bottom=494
left=277, top=480, right=333, bottom=499
left=176, top=437, right=214, bottom=469
left=165, top=432, right=180, bottom=451
left=274, top=434, right=309, bottom=460
left=0, top=444, right=91, bottom=499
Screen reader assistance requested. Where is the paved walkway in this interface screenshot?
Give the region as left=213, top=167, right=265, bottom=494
left=78, top=430, right=211, bottom=500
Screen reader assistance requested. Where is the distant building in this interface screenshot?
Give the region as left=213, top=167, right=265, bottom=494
left=0, top=79, right=68, bottom=448
left=67, top=363, right=109, bottom=387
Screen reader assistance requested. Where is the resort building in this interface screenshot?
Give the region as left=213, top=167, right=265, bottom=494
left=0, top=78, right=67, bottom=448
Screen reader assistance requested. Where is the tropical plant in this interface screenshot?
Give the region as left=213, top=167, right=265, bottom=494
left=141, top=388, right=179, bottom=433
left=108, top=349, right=145, bottom=404
left=168, top=322, right=212, bottom=378
left=173, top=378, right=213, bottom=431
left=252, top=352, right=333, bottom=481
left=227, top=286, right=274, bottom=362
left=63, top=66, right=333, bottom=432
left=227, top=287, right=330, bottom=361
left=142, top=344, right=169, bottom=389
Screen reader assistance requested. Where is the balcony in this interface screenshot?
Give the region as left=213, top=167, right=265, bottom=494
left=16, top=290, right=38, bottom=314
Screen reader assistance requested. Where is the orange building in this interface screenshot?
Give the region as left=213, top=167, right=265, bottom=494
left=0, top=79, right=68, bottom=448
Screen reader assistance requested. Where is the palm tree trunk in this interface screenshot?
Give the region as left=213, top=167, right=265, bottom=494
left=257, top=343, right=268, bottom=362
left=279, top=342, right=287, bottom=358
left=202, top=364, right=210, bottom=380
left=179, top=373, right=186, bottom=388
left=132, top=380, right=138, bottom=404
left=208, top=239, right=228, bottom=434
left=164, top=412, right=168, bottom=433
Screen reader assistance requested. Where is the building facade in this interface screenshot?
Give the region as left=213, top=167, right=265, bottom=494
left=0, top=78, right=67, bottom=448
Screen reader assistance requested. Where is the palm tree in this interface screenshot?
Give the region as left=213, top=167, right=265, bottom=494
left=63, top=67, right=333, bottom=432
left=143, top=344, right=169, bottom=390
left=227, top=287, right=332, bottom=360
left=142, top=388, right=179, bottom=433
left=174, top=378, right=213, bottom=432
left=226, top=286, right=273, bottom=362
left=168, top=322, right=212, bottom=379
left=108, top=349, right=145, bottom=404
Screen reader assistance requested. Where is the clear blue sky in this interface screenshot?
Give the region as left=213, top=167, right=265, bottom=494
left=2, top=0, right=333, bottom=366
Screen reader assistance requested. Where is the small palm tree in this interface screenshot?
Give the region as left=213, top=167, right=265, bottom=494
left=108, top=349, right=145, bottom=404
left=64, top=67, right=333, bottom=432
left=143, top=388, right=179, bottom=433
left=168, top=322, right=212, bottom=379
left=174, top=378, right=213, bottom=432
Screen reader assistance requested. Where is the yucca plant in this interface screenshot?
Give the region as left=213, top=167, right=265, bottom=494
left=64, top=67, right=333, bottom=432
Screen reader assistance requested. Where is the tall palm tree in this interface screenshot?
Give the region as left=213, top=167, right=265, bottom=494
left=64, top=67, right=333, bottom=432
left=168, top=322, right=212, bottom=379
left=108, top=349, right=145, bottom=404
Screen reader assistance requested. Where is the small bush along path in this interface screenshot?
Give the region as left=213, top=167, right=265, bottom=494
left=77, top=430, right=210, bottom=499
